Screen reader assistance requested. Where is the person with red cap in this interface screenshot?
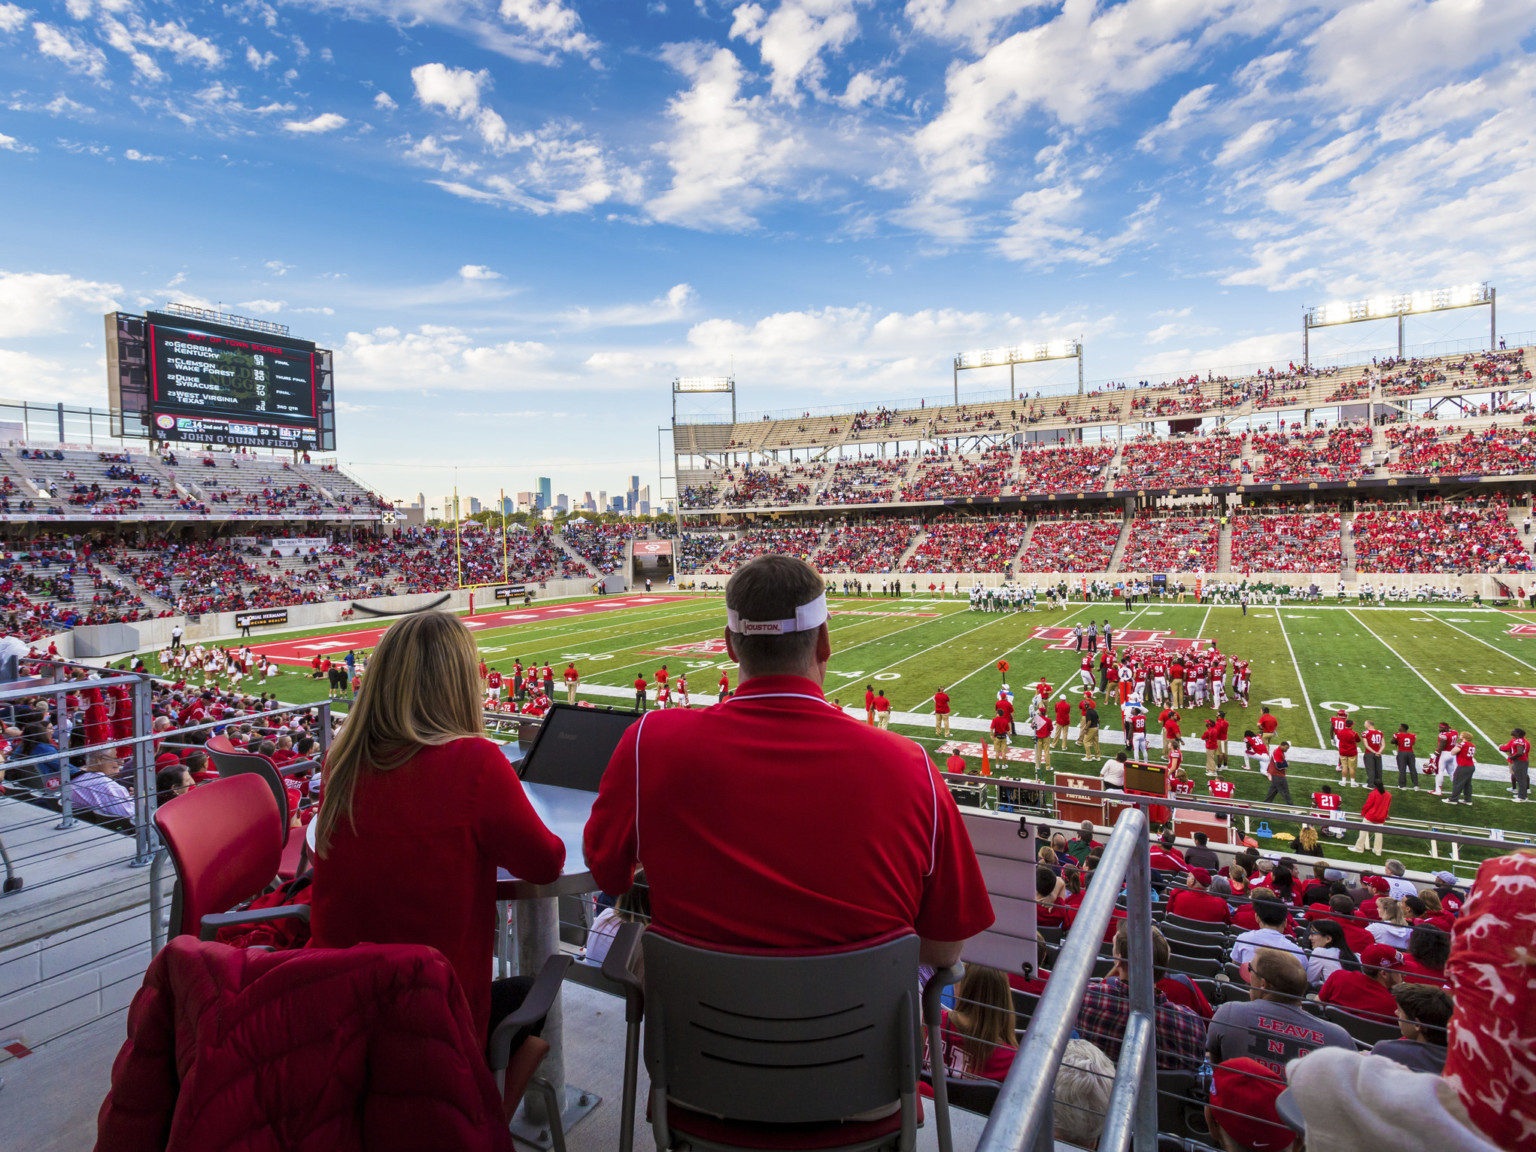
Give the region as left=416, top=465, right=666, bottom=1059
left=1205, top=1057, right=1297, bottom=1152
left=1317, top=942, right=1403, bottom=1020
left=1166, top=866, right=1232, bottom=925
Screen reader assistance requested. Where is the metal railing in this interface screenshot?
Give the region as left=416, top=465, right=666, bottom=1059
left=975, top=805, right=1157, bottom=1152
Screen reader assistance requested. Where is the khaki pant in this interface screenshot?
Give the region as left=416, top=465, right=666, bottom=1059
left=1206, top=748, right=1218, bottom=774
left=1035, top=737, right=1051, bottom=771
left=566, top=682, right=578, bottom=704
left=1353, top=827, right=1383, bottom=854
left=1052, top=725, right=1069, bottom=750
left=876, top=711, right=891, bottom=729
left=935, top=713, right=951, bottom=736
left=1080, top=725, right=1099, bottom=758
left=1172, top=681, right=1184, bottom=709
left=992, top=736, right=1008, bottom=760
left=1341, top=755, right=1358, bottom=782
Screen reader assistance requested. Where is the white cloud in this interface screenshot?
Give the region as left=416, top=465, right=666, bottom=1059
left=1213, top=117, right=1286, bottom=166
left=411, top=61, right=527, bottom=152
left=0, top=270, right=121, bottom=338
left=373, top=90, right=397, bottom=110
left=835, top=69, right=901, bottom=108
left=96, top=14, right=225, bottom=80
left=560, top=282, right=697, bottom=328
left=246, top=45, right=276, bottom=69
left=123, top=147, right=161, bottom=160
left=237, top=298, right=284, bottom=312
left=33, top=22, right=108, bottom=77
left=904, top=0, right=1046, bottom=50
left=264, top=259, right=291, bottom=275
left=283, top=112, right=347, bottom=133
left=1134, top=330, right=1296, bottom=377
left=0, top=132, right=35, bottom=152
left=0, top=345, right=104, bottom=403
left=339, top=324, right=553, bottom=392
left=498, top=0, right=597, bottom=59
left=459, top=264, right=502, bottom=279
left=647, top=42, right=797, bottom=229
left=729, top=0, right=863, bottom=104
left=0, top=3, right=29, bottom=33
left=1136, top=83, right=1215, bottom=153
left=1305, top=0, right=1536, bottom=107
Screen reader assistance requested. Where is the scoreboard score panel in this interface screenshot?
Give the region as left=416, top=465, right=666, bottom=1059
left=106, top=308, right=337, bottom=452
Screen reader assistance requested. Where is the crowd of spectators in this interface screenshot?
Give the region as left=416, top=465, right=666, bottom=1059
left=1230, top=512, right=1343, bottom=573
left=1247, top=426, right=1372, bottom=484
left=719, top=466, right=814, bottom=507
left=1117, top=436, right=1240, bottom=488
left=1386, top=424, right=1536, bottom=476
left=700, top=526, right=824, bottom=574
left=677, top=532, right=725, bottom=571
left=1017, top=445, right=1115, bottom=493
left=809, top=518, right=918, bottom=572
left=901, top=516, right=1026, bottom=573
left=900, top=445, right=1016, bottom=500
left=1121, top=516, right=1219, bottom=572
left=1017, top=517, right=1124, bottom=572
left=815, top=457, right=907, bottom=505
left=561, top=520, right=648, bottom=574
left=678, top=482, right=720, bottom=510
left=1353, top=504, right=1533, bottom=573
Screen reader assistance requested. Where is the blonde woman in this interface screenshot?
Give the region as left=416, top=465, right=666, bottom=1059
left=309, top=611, right=566, bottom=1043
left=937, top=964, right=1020, bottom=1081
left=1367, top=895, right=1412, bottom=949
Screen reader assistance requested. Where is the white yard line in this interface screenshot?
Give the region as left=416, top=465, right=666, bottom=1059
left=1424, top=614, right=1536, bottom=675
left=910, top=603, right=1099, bottom=714
left=1275, top=607, right=1326, bottom=747
left=1346, top=610, right=1499, bottom=748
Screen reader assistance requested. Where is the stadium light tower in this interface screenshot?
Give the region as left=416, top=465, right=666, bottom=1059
left=672, top=375, right=736, bottom=424
left=1302, top=283, right=1494, bottom=367
left=953, top=339, right=1084, bottom=404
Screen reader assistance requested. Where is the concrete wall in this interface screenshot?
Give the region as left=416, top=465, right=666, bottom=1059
left=60, top=576, right=609, bottom=658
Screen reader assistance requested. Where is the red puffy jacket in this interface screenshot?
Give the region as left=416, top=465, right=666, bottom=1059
left=95, top=938, right=512, bottom=1152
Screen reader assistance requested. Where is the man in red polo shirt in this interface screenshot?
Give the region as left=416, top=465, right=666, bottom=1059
left=585, top=556, right=994, bottom=963
left=1053, top=696, right=1072, bottom=751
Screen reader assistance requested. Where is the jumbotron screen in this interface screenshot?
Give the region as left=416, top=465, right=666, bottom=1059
left=106, top=308, right=337, bottom=451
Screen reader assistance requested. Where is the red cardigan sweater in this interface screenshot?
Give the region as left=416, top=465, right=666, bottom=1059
left=310, top=737, right=565, bottom=1038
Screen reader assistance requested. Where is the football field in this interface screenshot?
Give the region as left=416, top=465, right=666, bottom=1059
left=216, top=591, right=1536, bottom=871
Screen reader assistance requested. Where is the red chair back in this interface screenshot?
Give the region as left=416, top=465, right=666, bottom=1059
left=207, top=739, right=291, bottom=845
left=155, top=774, right=282, bottom=939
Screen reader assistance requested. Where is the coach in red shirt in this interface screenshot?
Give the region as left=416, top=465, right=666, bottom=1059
left=585, top=555, right=995, bottom=966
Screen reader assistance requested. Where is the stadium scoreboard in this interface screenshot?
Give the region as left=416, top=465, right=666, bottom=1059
left=106, top=308, right=336, bottom=452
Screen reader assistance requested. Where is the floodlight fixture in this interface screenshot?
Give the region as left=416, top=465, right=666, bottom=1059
left=1302, top=283, right=1495, bottom=365
left=674, top=376, right=735, bottom=393
left=953, top=338, right=1084, bottom=401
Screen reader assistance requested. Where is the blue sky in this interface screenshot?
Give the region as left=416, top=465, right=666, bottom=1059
left=2, top=0, right=1535, bottom=506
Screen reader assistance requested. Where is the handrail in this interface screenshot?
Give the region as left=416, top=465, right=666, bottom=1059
left=974, top=805, right=1156, bottom=1152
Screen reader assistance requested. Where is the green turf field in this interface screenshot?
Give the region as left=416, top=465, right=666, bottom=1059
left=164, top=592, right=1536, bottom=872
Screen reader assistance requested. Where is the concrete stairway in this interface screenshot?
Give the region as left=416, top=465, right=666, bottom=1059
left=1106, top=519, right=1132, bottom=574
left=1009, top=522, right=1037, bottom=571
left=1216, top=522, right=1233, bottom=572
left=893, top=531, right=928, bottom=572
left=1339, top=514, right=1357, bottom=582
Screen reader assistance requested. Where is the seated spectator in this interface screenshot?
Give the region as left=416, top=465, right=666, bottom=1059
left=69, top=749, right=134, bottom=819
left=1205, top=1057, right=1298, bottom=1152
left=1367, top=895, right=1413, bottom=949
left=1317, top=942, right=1403, bottom=1021
left=1036, top=867, right=1071, bottom=928
left=155, top=763, right=194, bottom=809
left=584, top=555, right=995, bottom=970
left=309, top=611, right=566, bottom=1043
left=585, top=874, right=651, bottom=969
left=1370, top=982, right=1453, bottom=1074
left=1399, top=923, right=1450, bottom=984
left=1121, top=515, right=1219, bottom=572
left=1230, top=895, right=1305, bottom=966
left=1230, top=512, right=1343, bottom=573
left=1052, top=1039, right=1115, bottom=1150
left=1018, top=517, right=1122, bottom=572
left=1166, top=867, right=1231, bottom=925
left=1184, top=830, right=1220, bottom=872
left=1304, top=919, right=1356, bottom=988
left=901, top=516, right=1028, bottom=573
left=1067, top=820, right=1101, bottom=862
left=1411, top=888, right=1456, bottom=935
left=936, top=964, right=1018, bottom=1081
left=1207, top=947, right=1353, bottom=1067
left=1148, top=830, right=1187, bottom=873
left=1074, top=925, right=1206, bottom=1070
